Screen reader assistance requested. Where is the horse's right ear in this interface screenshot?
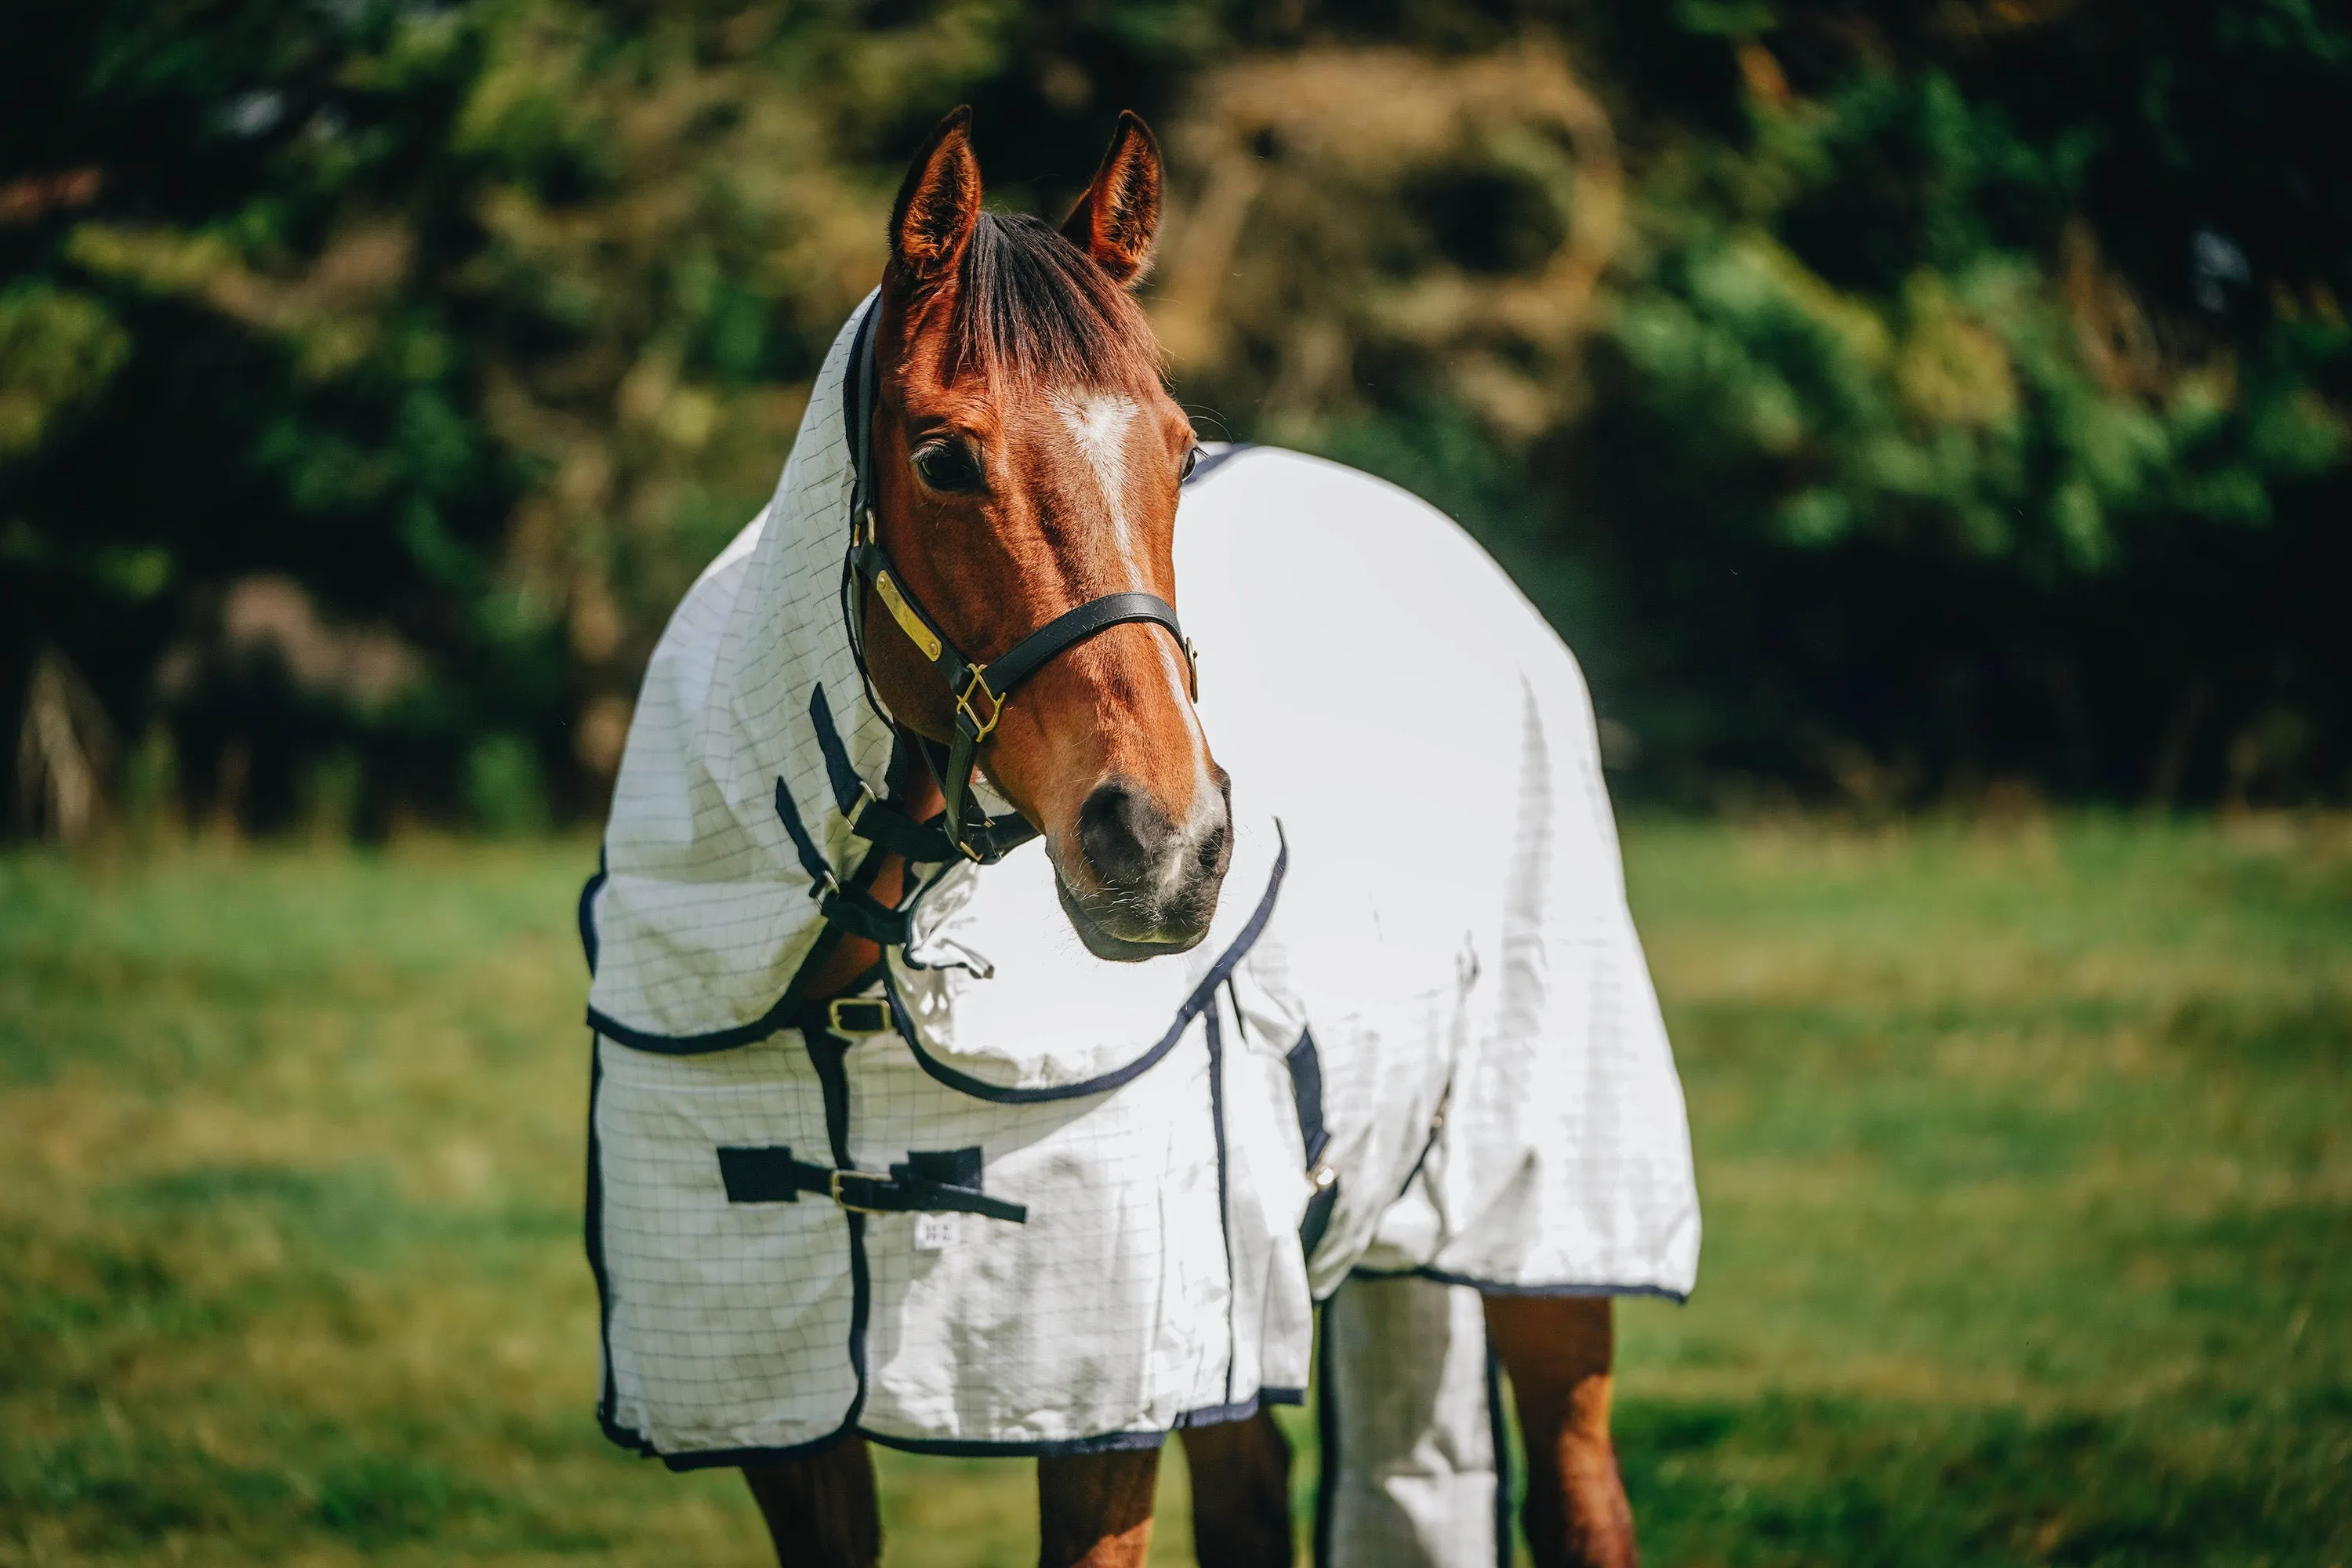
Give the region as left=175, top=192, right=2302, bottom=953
left=890, top=107, right=982, bottom=280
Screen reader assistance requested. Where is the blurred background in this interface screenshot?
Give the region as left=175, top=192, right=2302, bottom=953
left=2, top=2, right=2347, bottom=1565
left=7, top=0, right=2350, bottom=835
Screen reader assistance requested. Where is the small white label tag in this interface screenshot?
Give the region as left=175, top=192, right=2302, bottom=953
left=913, top=1213, right=962, bottom=1251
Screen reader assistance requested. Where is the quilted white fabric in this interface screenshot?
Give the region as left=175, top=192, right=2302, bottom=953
left=583, top=296, right=1700, bottom=1494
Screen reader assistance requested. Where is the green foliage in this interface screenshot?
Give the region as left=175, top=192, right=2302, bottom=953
left=1, top=1, right=2347, bottom=826
left=0, top=283, right=129, bottom=457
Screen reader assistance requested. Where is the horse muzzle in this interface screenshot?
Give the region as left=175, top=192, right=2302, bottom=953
left=1054, top=772, right=1233, bottom=961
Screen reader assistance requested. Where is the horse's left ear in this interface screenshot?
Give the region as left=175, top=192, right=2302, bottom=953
left=1060, top=111, right=1163, bottom=287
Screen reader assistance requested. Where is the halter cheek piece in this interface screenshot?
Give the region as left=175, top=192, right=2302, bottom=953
left=837, top=302, right=1198, bottom=865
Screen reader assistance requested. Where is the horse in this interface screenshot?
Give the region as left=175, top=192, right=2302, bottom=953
left=580, top=107, right=1697, bottom=1567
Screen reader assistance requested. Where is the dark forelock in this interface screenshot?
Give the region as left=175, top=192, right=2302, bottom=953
left=945, top=213, right=1163, bottom=392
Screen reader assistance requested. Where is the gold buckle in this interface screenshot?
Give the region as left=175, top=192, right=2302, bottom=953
left=826, top=998, right=891, bottom=1034
left=844, top=782, right=874, bottom=829
left=954, top=666, right=1004, bottom=739
left=829, top=1169, right=887, bottom=1213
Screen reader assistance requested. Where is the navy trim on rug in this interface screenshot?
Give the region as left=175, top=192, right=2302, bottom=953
left=1410, top=1269, right=1691, bottom=1304
left=885, top=831, right=1287, bottom=1104
left=1203, top=1003, right=1238, bottom=1406
left=648, top=1385, right=1306, bottom=1468
left=587, top=985, right=805, bottom=1055
left=578, top=857, right=607, bottom=978
left=584, top=808, right=898, bottom=1056
left=1344, top=1264, right=1687, bottom=1303
left=865, top=1427, right=1165, bottom=1460
left=583, top=1040, right=657, bottom=1458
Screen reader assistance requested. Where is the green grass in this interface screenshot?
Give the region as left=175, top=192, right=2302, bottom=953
left=1, top=818, right=2346, bottom=1565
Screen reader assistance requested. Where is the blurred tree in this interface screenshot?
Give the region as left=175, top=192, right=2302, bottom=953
left=1, top=0, right=2346, bottom=831
left=1163, top=1, right=2352, bottom=806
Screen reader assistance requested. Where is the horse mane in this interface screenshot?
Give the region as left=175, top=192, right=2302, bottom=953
left=945, top=212, right=1164, bottom=392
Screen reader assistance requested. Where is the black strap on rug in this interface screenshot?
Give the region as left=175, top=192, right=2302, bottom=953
left=717, top=1142, right=1027, bottom=1224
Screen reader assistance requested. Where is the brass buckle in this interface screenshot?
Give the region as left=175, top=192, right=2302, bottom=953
left=954, top=666, right=1004, bottom=739
left=826, top=997, right=891, bottom=1035
left=843, top=782, right=874, bottom=829
left=829, top=1169, right=889, bottom=1213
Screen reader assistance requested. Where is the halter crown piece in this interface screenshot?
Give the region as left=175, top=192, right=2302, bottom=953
left=830, top=299, right=1196, bottom=879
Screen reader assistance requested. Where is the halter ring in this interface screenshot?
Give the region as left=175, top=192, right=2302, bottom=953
left=954, top=667, right=1004, bottom=740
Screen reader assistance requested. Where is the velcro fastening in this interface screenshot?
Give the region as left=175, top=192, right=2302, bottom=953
left=715, top=1145, right=831, bottom=1203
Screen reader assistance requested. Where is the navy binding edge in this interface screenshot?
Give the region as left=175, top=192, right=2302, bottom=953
left=1344, top=1265, right=1690, bottom=1305
left=881, top=828, right=1287, bottom=1104
left=650, top=1388, right=1303, bottom=1470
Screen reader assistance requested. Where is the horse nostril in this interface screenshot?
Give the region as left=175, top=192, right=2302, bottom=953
left=1077, top=779, right=1176, bottom=892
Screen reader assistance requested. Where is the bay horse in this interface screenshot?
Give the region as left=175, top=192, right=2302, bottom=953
left=736, top=108, right=1637, bottom=1568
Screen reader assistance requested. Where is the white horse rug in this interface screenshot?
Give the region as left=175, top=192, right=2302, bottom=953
left=580, top=298, right=1699, bottom=1561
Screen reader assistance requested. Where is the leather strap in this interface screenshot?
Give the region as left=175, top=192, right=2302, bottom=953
left=715, top=1142, right=1029, bottom=1224
left=835, top=299, right=1198, bottom=862
left=981, top=591, right=1189, bottom=702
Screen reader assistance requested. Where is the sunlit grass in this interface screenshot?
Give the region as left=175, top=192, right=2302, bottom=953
left=1, top=818, right=2346, bottom=1564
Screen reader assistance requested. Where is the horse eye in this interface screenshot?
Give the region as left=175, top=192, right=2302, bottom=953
left=1180, top=445, right=1200, bottom=481
left=913, top=441, right=982, bottom=493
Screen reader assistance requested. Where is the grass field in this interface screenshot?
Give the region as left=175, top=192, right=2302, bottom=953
left=2, top=818, right=2347, bottom=1565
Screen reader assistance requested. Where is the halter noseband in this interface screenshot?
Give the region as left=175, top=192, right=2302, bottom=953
left=838, top=301, right=1197, bottom=862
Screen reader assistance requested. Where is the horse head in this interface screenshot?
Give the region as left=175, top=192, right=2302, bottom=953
left=858, top=107, right=1233, bottom=961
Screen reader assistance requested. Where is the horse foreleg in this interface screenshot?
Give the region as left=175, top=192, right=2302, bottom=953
left=1037, top=1447, right=1160, bottom=1567
left=1483, top=1295, right=1637, bottom=1568
left=1178, top=1409, right=1292, bottom=1566
left=742, top=1436, right=883, bottom=1567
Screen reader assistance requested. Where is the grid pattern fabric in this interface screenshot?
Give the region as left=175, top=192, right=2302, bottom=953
left=582, top=294, right=1697, bottom=1463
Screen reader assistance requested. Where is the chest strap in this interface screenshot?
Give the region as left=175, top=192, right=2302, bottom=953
left=716, top=1143, right=1028, bottom=1224
left=1285, top=1028, right=1341, bottom=1261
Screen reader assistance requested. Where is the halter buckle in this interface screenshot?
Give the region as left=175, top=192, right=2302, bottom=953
left=843, top=782, right=875, bottom=829
left=954, top=666, right=1004, bottom=740
left=830, top=1169, right=890, bottom=1213
left=826, top=997, right=893, bottom=1035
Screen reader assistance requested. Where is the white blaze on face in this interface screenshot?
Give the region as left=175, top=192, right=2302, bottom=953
left=1049, top=390, right=1221, bottom=863
left=1050, top=391, right=1142, bottom=575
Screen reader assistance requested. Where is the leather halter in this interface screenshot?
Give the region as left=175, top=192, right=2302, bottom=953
left=836, top=301, right=1197, bottom=863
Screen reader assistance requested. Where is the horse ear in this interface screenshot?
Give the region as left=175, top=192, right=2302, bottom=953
left=890, top=106, right=982, bottom=280
left=1060, top=111, right=1163, bottom=287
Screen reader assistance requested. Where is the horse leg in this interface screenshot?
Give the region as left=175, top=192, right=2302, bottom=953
left=1178, top=1409, right=1292, bottom=1566
left=742, top=1437, right=883, bottom=1567
left=1037, top=1447, right=1160, bottom=1567
left=1482, top=1294, right=1637, bottom=1568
